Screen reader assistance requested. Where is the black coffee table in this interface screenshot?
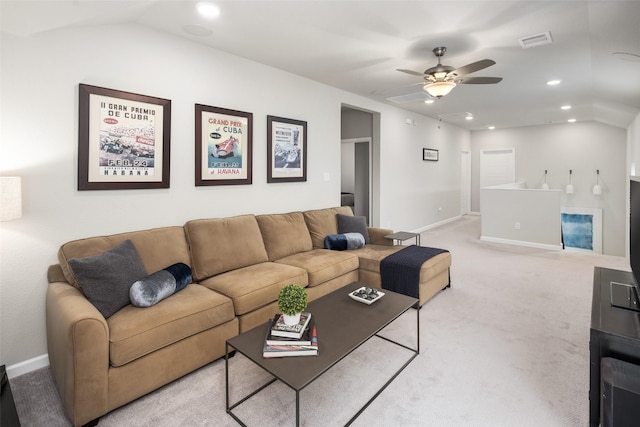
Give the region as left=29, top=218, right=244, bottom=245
left=225, top=282, right=419, bottom=426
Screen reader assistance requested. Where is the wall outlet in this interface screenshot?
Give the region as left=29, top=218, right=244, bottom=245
left=515, top=222, right=521, bottom=230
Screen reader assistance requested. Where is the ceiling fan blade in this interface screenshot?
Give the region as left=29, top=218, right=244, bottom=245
left=396, top=68, right=426, bottom=77
left=450, top=59, right=496, bottom=76
left=456, top=76, right=503, bottom=84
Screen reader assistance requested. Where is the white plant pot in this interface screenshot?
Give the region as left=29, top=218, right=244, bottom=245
left=282, top=312, right=301, bottom=326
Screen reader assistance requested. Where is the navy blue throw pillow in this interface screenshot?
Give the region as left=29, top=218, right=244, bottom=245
left=130, top=262, right=192, bottom=308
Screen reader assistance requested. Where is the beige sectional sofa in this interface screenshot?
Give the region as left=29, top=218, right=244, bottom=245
left=46, top=206, right=451, bottom=426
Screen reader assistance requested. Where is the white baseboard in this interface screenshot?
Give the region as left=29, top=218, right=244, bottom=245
left=469, top=211, right=481, bottom=216
left=413, top=215, right=462, bottom=234
left=480, top=236, right=563, bottom=251
left=6, top=354, right=49, bottom=379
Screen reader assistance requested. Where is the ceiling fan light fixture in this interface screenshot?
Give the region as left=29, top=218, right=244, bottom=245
left=424, top=81, right=456, bottom=98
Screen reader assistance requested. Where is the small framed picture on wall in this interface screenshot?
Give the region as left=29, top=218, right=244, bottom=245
left=195, top=104, right=253, bottom=186
left=267, top=115, right=307, bottom=183
left=423, top=148, right=439, bottom=161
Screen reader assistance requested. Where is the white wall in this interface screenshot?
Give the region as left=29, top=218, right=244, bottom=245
left=0, top=24, right=468, bottom=368
left=471, top=122, right=627, bottom=256
left=377, top=115, right=471, bottom=230
left=480, top=185, right=563, bottom=250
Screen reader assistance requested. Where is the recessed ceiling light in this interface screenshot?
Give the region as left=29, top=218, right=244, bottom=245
left=487, top=126, right=495, bottom=130
left=568, top=118, right=577, bottom=123
left=197, top=2, right=221, bottom=18
left=547, top=80, right=561, bottom=86
left=561, top=105, right=572, bottom=110
left=465, top=116, right=473, bottom=121
left=424, top=99, right=435, bottom=104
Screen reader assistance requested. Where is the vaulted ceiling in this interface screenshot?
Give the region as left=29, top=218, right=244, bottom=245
left=2, top=1, right=639, bottom=130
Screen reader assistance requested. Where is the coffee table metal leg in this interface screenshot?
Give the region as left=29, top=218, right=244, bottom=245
left=296, top=390, right=300, bottom=427
left=346, top=305, right=420, bottom=426
left=224, top=343, right=278, bottom=427
left=225, top=342, right=231, bottom=414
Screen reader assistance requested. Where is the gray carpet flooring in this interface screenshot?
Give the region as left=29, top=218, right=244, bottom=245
left=10, top=215, right=629, bottom=426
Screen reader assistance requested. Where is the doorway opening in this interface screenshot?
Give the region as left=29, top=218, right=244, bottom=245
left=341, top=137, right=371, bottom=223
left=340, top=105, right=380, bottom=225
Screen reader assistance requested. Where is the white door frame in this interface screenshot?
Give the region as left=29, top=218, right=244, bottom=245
left=460, top=150, right=471, bottom=215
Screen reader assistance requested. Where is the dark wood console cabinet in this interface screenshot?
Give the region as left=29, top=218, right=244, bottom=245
left=590, top=267, right=640, bottom=426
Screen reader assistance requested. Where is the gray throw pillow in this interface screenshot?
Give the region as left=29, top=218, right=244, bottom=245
left=336, top=214, right=370, bottom=243
left=67, top=239, right=147, bottom=319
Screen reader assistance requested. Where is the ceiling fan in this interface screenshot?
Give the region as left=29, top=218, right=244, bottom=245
left=397, top=47, right=502, bottom=98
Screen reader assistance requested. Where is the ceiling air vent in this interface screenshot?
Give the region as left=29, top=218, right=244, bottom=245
left=519, top=31, right=553, bottom=49
left=386, top=92, right=431, bottom=104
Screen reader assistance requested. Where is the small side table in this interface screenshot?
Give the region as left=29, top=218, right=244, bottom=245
left=385, top=231, right=420, bottom=246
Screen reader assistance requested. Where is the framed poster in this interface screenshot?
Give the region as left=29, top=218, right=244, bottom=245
left=267, top=115, right=307, bottom=183
left=78, top=84, right=171, bottom=190
left=423, top=148, right=439, bottom=161
left=195, top=104, right=252, bottom=186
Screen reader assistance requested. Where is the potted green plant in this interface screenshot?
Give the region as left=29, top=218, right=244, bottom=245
left=277, top=284, right=308, bottom=325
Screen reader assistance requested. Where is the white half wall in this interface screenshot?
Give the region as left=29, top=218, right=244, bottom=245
left=481, top=185, right=563, bottom=249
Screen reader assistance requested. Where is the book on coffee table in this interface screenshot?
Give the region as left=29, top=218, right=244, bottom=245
left=266, top=315, right=315, bottom=346
left=270, top=312, right=312, bottom=339
left=263, top=321, right=318, bottom=358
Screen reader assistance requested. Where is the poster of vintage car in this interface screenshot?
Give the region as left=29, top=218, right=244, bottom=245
left=195, top=104, right=253, bottom=186
left=267, top=116, right=307, bottom=183
left=78, top=84, right=171, bottom=190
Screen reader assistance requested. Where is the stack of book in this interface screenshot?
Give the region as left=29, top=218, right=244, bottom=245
left=263, top=312, right=318, bottom=358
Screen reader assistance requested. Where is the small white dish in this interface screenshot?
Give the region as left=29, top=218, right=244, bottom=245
left=349, top=286, right=385, bottom=305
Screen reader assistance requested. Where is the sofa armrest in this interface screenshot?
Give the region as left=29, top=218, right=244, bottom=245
left=367, top=227, right=394, bottom=246
left=46, top=280, right=110, bottom=426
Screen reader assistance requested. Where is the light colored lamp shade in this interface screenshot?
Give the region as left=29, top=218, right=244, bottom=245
left=593, top=169, right=602, bottom=195
left=541, top=170, right=549, bottom=190
left=565, top=170, right=574, bottom=194
left=0, top=177, right=22, bottom=221
left=424, top=81, right=456, bottom=98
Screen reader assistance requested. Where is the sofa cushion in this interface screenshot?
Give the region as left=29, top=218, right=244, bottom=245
left=185, top=215, right=269, bottom=281
left=276, top=249, right=359, bottom=287
left=108, top=283, right=235, bottom=367
left=67, top=239, right=148, bottom=319
left=129, top=262, right=192, bottom=308
left=303, top=206, right=354, bottom=249
left=337, top=214, right=371, bottom=243
left=199, top=262, right=308, bottom=316
left=256, top=212, right=313, bottom=261
left=58, top=226, right=191, bottom=289
left=351, top=244, right=404, bottom=273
